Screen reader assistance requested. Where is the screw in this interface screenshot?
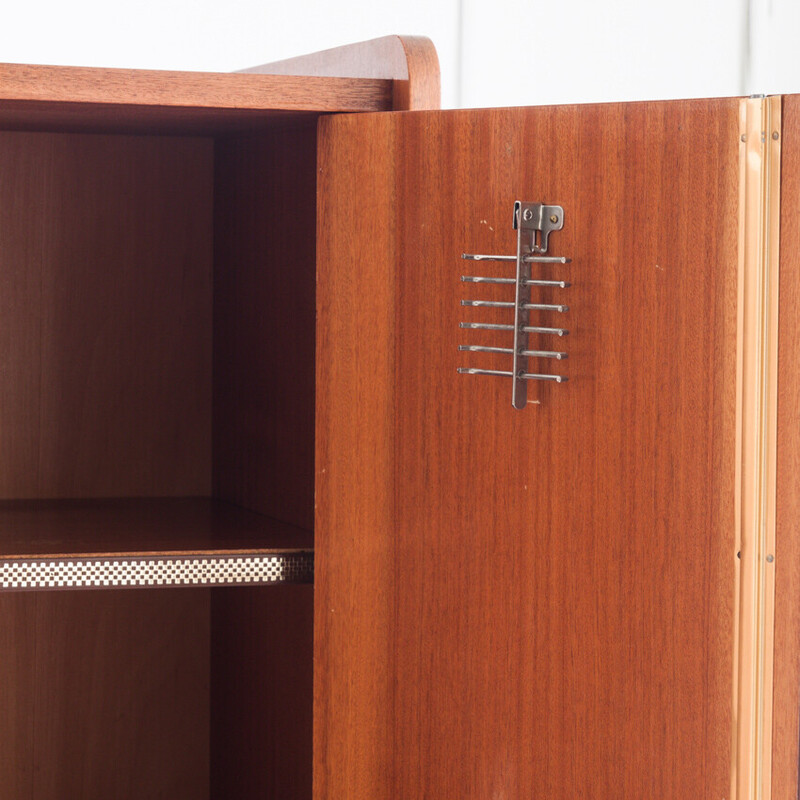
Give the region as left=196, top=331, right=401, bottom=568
left=522, top=208, right=534, bottom=222
left=767, top=554, right=775, bottom=563
left=741, top=134, right=747, bottom=142
left=773, top=131, right=780, bottom=140
left=550, top=214, right=559, bottom=224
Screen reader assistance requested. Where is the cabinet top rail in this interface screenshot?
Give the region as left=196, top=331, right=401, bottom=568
left=0, top=62, right=393, bottom=134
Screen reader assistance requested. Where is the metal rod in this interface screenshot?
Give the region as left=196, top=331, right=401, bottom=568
left=456, top=367, right=513, bottom=377
left=511, top=209, right=530, bottom=409
left=461, top=275, right=571, bottom=288
left=461, top=300, right=514, bottom=308
left=462, top=300, right=568, bottom=312
left=462, top=253, right=571, bottom=264
left=525, top=279, right=571, bottom=288
left=459, top=322, right=514, bottom=331
left=522, top=325, right=569, bottom=336
left=459, top=322, right=569, bottom=335
left=461, top=276, right=516, bottom=283
left=521, top=373, right=568, bottom=382
left=458, top=345, right=567, bottom=359
left=522, top=303, right=569, bottom=312
left=522, top=349, right=568, bottom=359
left=458, top=345, right=514, bottom=354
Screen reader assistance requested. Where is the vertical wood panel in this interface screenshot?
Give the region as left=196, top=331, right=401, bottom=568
left=212, top=123, right=318, bottom=797
left=773, top=93, right=800, bottom=800
left=315, top=113, right=398, bottom=799
left=316, top=100, right=739, bottom=798
left=0, top=132, right=213, bottom=499
left=0, top=590, right=209, bottom=799
left=211, top=586, right=313, bottom=799
left=214, top=122, right=317, bottom=530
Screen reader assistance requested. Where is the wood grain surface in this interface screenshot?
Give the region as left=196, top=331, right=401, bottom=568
left=0, top=498, right=312, bottom=559
left=0, top=131, right=213, bottom=499
left=214, top=122, right=317, bottom=531
left=212, top=122, right=317, bottom=797
left=0, top=62, right=392, bottom=133
left=211, top=586, right=313, bottom=799
left=242, top=35, right=440, bottom=111
left=0, top=589, right=209, bottom=799
left=772, top=93, right=800, bottom=800
left=316, top=101, right=740, bottom=798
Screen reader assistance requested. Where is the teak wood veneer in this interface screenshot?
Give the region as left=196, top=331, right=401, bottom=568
left=0, top=35, right=438, bottom=800
left=0, top=32, right=798, bottom=800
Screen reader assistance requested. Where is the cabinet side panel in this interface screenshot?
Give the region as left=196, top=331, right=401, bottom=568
left=213, top=123, right=316, bottom=530
left=773, top=94, right=800, bottom=800
left=0, top=590, right=210, bottom=799
left=316, top=102, right=739, bottom=798
left=0, top=132, right=213, bottom=498
left=211, top=586, right=313, bottom=799
left=315, top=113, right=398, bottom=799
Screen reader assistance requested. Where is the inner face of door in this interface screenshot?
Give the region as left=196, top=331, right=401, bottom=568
left=316, top=99, right=739, bottom=799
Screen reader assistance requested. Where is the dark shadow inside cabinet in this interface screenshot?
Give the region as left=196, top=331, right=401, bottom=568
left=0, top=119, right=317, bottom=799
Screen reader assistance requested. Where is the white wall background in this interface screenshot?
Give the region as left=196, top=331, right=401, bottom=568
left=0, top=0, right=797, bottom=109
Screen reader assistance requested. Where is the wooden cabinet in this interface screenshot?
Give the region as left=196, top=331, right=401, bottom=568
left=0, top=37, right=796, bottom=800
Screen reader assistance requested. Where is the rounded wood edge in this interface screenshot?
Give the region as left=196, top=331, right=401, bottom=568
left=238, top=35, right=441, bottom=111
left=392, top=36, right=441, bottom=111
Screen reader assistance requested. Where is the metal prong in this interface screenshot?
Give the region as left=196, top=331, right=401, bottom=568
left=461, top=300, right=514, bottom=308
left=459, top=322, right=514, bottom=331
left=520, top=350, right=568, bottom=359
left=461, top=276, right=570, bottom=288
left=526, top=279, right=570, bottom=288
left=461, top=254, right=516, bottom=262
left=461, top=276, right=516, bottom=284
left=458, top=345, right=514, bottom=354
left=462, top=253, right=571, bottom=264
left=521, top=303, right=569, bottom=312
left=462, top=301, right=568, bottom=312
left=521, top=325, right=569, bottom=336
left=457, top=367, right=513, bottom=377
left=458, top=344, right=567, bottom=360
left=521, top=373, right=568, bottom=382
left=526, top=255, right=571, bottom=264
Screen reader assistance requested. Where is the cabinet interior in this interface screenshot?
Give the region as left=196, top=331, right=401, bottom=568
left=0, top=111, right=318, bottom=798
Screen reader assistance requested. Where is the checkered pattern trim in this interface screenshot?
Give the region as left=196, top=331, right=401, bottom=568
left=0, top=552, right=314, bottom=591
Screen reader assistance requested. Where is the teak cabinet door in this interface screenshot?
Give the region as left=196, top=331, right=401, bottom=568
left=315, top=101, right=741, bottom=799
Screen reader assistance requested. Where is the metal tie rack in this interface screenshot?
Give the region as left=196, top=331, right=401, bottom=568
left=458, top=201, right=572, bottom=409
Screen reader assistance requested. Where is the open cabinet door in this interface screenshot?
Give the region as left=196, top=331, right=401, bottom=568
left=315, top=100, right=744, bottom=798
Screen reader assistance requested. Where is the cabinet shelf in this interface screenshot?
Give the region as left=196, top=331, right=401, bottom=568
left=0, top=498, right=313, bottom=591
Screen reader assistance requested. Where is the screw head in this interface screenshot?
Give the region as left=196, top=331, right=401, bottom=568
left=767, top=554, right=775, bottom=563
left=522, top=208, right=534, bottom=222
left=741, top=133, right=747, bottom=142
left=550, top=214, right=559, bottom=224
left=773, top=131, right=780, bottom=140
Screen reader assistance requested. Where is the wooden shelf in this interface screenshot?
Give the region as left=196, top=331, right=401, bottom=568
left=0, top=62, right=394, bottom=134
left=0, top=498, right=313, bottom=591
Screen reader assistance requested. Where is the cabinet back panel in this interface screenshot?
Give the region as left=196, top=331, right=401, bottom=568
left=316, top=101, right=739, bottom=798
left=0, top=589, right=210, bottom=800
left=0, top=132, right=213, bottom=498
left=211, top=586, right=313, bottom=799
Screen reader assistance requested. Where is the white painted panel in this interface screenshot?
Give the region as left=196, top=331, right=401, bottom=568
left=747, top=0, right=800, bottom=95
left=459, top=0, right=747, bottom=107
left=0, top=0, right=461, bottom=107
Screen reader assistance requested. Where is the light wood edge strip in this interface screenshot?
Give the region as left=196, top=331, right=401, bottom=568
left=239, top=35, right=441, bottom=110
left=0, top=63, right=392, bottom=112
left=733, top=95, right=781, bottom=800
